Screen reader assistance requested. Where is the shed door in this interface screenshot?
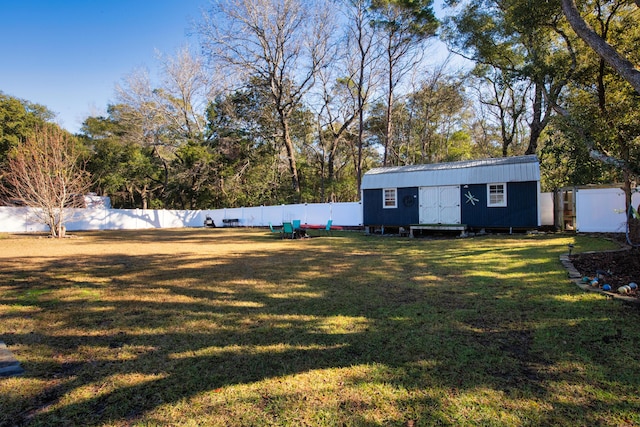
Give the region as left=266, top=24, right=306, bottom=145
left=419, top=186, right=461, bottom=224
left=419, top=187, right=439, bottom=223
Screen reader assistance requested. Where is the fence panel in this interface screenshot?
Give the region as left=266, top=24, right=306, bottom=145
left=575, top=188, right=640, bottom=233
left=0, top=207, right=48, bottom=233
left=331, top=202, right=363, bottom=227
left=540, top=192, right=553, bottom=226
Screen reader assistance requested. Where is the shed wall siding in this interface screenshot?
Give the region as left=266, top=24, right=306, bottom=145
left=460, top=182, right=538, bottom=228
left=363, top=188, right=419, bottom=226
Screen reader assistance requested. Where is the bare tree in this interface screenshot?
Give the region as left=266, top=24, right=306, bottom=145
left=311, top=65, right=359, bottom=201
left=370, top=0, right=437, bottom=166
left=472, top=68, right=530, bottom=157
left=406, top=61, right=469, bottom=163
left=342, top=0, right=381, bottom=194
left=115, top=46, right=214, bottom=206
left=116, top=46, right=213, bottom=147
left=198, top=0, right=334, bottom=196
left=1, top=125, right=91, bottom=237
left=155, top=46, right=212, bottom=142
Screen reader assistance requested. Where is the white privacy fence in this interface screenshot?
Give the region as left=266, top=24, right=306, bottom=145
left=0, top=207, right=204, bottom=233
left=0, top=189, right=635, bottom=234
left=540, top=192, right=553, bottom=227
left=204, top=202, right=363, bottom=228
left=575, top=187, right=640, bottom=233
left=0, top=202, right=364, bottom=233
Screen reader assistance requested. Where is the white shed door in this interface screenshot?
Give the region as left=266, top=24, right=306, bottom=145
left=419, top=186, right=461, bottom=224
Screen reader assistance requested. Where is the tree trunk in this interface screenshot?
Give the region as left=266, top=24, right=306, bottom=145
left=384, top=90, right=394, bottom=167
left=357, top=103, right=364, bottom=196
left=141, top=185, right=149, bottom=210
left=561, top=0, right=640, bottom=94
left=383, top=66, right=394, bottom=167
left=48, top=214, right=58, bottom=238
left=526, top=83, right=543, bottom=155
left=281, top=117, right=301, bottom=195
left=327, top=141, right=336, bottom=201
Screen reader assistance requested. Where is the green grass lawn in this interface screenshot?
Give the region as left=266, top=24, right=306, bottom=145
left=1, top=229, right=638, bottom=426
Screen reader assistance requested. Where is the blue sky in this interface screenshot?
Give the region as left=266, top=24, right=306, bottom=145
left=2, top=1, right=455, bottom=135
left=1, top=0, right=206, bottom=133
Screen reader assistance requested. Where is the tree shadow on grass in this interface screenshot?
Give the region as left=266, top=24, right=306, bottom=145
left=69, top=227, right=295, bottom=246
left=1, top=233, right=639, bottom=425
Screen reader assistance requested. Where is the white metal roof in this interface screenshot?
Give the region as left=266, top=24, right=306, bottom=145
left=361, top=155, right=540, bottom=190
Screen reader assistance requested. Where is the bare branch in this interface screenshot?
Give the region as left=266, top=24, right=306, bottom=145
left=561, top=0, right=640, bottom=94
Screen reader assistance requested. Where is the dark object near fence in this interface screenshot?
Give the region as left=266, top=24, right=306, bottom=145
left=204, top=216, right=216, bottom=228
left=222, top=218, right=239, bottom=227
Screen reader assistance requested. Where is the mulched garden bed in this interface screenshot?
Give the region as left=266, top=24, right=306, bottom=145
left=569, top=234, right=640, bottom=299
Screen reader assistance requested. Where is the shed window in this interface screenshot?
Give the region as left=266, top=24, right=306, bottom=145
left=383, top=188, right=397, bottom=208
left=487, top=183, right=507, bottom=207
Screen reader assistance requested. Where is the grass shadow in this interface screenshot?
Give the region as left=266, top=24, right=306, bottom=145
left=1, top=230, right=638, bottom=426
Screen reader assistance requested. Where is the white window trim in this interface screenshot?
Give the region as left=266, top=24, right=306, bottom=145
left=383, top=188, right=397, bottom=209
left=487, top=183, right=507, bottom=207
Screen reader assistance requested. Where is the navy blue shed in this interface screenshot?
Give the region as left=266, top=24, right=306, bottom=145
left=361, top=155, right=541, bottom=231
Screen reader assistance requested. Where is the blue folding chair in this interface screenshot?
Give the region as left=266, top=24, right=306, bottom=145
left=324, top=219, right=333, bottom=236
left=292, top=220, right=304, bottom=238
left=282, top=222, right=295, bottom=239
left=269, top=222, right=282, bottom=238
